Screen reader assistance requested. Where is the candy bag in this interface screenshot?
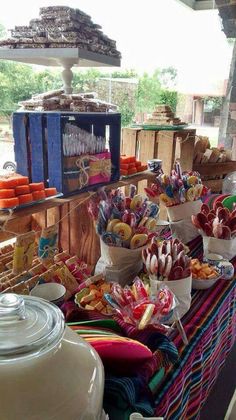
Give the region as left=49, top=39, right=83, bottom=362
left=13, top=231, right=36, bottom=275
left=38, top=225, right=58, bottom=264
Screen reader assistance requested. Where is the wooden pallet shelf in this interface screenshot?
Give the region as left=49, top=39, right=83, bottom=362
left=0, top=172, right=156, bottom=269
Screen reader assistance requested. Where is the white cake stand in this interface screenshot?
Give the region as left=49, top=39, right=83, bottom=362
left=0, top=47, right=121, bottom=93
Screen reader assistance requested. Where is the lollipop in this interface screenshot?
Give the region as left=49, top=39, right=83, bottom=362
left=130, top=194, right=143, bottom=211
left=113, top=222, right=132, bottom=241
left=130, top=234, right=148, bottom=249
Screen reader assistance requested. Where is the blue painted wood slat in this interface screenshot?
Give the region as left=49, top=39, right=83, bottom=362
left=47, top=113, right=63, bottom=192
left=29, top=113, right=46, bottom=183
left=13, top=113, right=30, bottom=177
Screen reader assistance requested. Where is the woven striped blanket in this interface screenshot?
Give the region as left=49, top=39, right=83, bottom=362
left=153, top=237, right=236, bottom=419
left=104, top=236, right=236, bottom=419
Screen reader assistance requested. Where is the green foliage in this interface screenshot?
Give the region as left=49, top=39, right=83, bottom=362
left=159, top=66, right=177, bottom=90
left=204, top=96, right=223, bottom=111
left=0, top=23, right=6, bottom=39
left=159, top=90, right=178, bottom=112
left=119, top=95, right=135, bottom=126
left=110, top=69, right=137, bottom=79
left=73, top=68, right=101, bottom=91
left=135, top=69, right=178, bottom=114
left=135, top=70, right=162, bottom=113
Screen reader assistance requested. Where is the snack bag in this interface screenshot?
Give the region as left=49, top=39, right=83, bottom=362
left=38, top=225, right=58, bottom=264
left=13, top=231, right=36, bottom=275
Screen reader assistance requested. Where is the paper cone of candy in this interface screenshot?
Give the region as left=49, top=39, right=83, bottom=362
left=192, top=202, right=236, bottom=260
left=145, top=163, right=208, bottom=243
left=88, top=185, right=159, bottom=283
left=142, top=238, right=192, bottom=321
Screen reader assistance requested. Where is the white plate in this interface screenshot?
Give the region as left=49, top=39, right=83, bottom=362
left=192, top=275, right=221, bottom=290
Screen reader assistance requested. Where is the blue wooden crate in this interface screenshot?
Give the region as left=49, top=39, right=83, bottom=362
left=13, top=111, right=121, bottom=195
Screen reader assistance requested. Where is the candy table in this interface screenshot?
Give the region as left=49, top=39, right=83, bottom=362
left=102, top=236, right=236, bottom=420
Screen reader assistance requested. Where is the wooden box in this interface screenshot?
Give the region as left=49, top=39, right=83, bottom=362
left=193, top=161, right=236, bottom=192
left=121, top=128, right=196, bottom=174
left=13, top=112, right=121, bottom=195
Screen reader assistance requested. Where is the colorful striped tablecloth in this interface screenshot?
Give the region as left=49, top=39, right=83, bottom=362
left=153, top=237, right=236, bottom=419
left=64, top=235, right=236, bottom=420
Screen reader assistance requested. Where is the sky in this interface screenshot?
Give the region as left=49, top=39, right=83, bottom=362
left=0, top=0, right=233, bottom=94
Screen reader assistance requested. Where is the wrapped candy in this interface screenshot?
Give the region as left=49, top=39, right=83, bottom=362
left=38, top=225, right=58, bottom=264
left=13, top=231, right=36, bottom=275
left=144, top=163, right=209, bottom=207
left=88, top=187, right=159, bottom=250
left=104, top=278, right=177, bottom=330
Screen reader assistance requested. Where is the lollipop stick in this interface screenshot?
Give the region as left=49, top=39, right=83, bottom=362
left=175, top=317, right=188, bottom=345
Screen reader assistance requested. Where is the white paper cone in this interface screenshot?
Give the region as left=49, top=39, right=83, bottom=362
left=150, top=275, right=192, bottom=323
left=170, top=218, right=199, bottom=244
left=203, top=236, right=236, bottom=261
left=167, top=200, right=202, bottom=222
left=95, top=239, right=147, bottom=285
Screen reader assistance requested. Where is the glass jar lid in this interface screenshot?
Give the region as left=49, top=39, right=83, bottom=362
left=0, top=294, right=64, bottom=362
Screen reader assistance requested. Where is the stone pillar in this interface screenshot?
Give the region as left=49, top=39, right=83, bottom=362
left=218, top=40, right=236, bottom=148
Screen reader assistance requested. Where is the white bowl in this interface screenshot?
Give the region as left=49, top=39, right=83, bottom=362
left=192, top=275, right=221, bottom=290
left=30, top=283, right=66, bottom=305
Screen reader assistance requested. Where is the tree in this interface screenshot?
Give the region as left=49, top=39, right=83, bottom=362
left=135, top=68, right=178, bottom=114
left=110, top=69, right=137, bottom=79
left=135, top=70, right=162, bottom=113
left=159, top=66, right=178, bottom=90
left=0, top=23, right=6, bottom=39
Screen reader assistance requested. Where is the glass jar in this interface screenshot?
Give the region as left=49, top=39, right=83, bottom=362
left=0, top=294, right=104, bottom=420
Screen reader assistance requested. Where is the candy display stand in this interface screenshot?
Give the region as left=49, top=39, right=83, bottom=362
left=0, top=48, right=120, bottom=94
left=0, top=171, right=156, bottom=269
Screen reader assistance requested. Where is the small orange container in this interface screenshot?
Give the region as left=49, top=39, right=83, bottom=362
left=32, top=190, right=46, bottom=201
left=45, top=188, right=57, bottom=197
left=0, top=178, right=18, bottom=189
left=120, top=164, right=129, bottom=170
left=18, top=193, right=33, bottom=205
left=0, top=189, right=15, bottom=199
left=120, top=156, right=131, bottom=164
left=15, top=185, right=30, bottom=196
left=29, top=182, right=45, bottom=192
left=0, top=197, right=19, bottom=208
left=128, top=163, right=136, bottom=169
left=16, top=176, right=29, bottom=186
left=128, top=168, right=137, bottom=175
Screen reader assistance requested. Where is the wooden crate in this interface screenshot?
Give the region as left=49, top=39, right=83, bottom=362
left=193, top=161, right=236, bottom=192
left=122, top=128, right=196, bottom=174
left=13, top=111, right=121, bottom=195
